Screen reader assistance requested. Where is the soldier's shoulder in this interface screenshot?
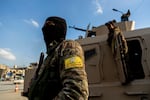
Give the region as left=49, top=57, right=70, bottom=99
left=60, top=40, right=81, bottom=48
left=63, top=39, right=78, bottom=43
left=58, top=39, right=83, bottom=57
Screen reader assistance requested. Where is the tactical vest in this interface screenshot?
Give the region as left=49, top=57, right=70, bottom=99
left=28, top=47, right=62, bottom=100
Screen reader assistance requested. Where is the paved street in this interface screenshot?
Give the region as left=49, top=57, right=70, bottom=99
left=0, top=81, right=28, bottom=100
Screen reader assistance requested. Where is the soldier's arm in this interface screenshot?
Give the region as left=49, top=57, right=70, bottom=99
left=54, top=40, right=89, bottom=100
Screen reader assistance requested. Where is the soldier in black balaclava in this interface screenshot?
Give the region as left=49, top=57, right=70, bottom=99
left=42, top=16, right=67, bottom=53
left=28, top=16, right=89, bottom=100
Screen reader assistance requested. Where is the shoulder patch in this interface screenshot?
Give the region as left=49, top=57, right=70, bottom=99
left=64, top=56, right=83, bottom=69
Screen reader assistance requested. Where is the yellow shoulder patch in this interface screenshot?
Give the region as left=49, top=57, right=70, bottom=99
left=64, top=56, right=83, bottom=69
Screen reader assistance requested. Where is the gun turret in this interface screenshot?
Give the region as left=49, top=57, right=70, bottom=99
left=112, top=9, right=131, bottom=21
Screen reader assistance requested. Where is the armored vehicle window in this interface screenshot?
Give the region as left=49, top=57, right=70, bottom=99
left=82, top=44, right=101, bottom=84
left=126, top=40, right=145, bottom=80
left=84, top=48, right=96, bottom=61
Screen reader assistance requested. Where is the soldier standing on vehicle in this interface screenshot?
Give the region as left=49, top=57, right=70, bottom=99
left=28, top=16, right=89, bottom=100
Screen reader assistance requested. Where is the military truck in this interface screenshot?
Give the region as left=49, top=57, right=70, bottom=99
left=75, top=19, right=150, bottom=99
left=22, top=18, right=150, bottom=99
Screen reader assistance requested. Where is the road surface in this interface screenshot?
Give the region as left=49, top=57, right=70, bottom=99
left=0, top=81, right=28, bottom=100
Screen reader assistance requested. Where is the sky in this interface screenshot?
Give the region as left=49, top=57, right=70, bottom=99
left=0, top=0, right=149, bottom=67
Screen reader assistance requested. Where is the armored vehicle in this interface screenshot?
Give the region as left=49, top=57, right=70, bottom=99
left=22, top=16, right=150, bottom=100
left=74, top=19, right=150, bottom=99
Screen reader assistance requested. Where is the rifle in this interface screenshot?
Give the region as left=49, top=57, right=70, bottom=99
left=34, top=52, right=44, bottom=80
left=117, top=33, right=129, bottom=84
left=26, top=52, right=44, bottom=98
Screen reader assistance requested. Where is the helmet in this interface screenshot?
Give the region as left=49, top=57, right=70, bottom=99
left=42, top=16, right=67, bottom=47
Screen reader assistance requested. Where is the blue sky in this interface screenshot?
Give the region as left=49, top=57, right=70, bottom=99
left=0, top=0, right=149, bottom=67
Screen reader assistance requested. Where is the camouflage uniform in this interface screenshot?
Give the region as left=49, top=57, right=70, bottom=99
left=106, top=21, right=128, bottom=56
left=29, top=40, right=89, bottom=100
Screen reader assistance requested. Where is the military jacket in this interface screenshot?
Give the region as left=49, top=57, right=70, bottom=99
left=29, top=40, right=89, bottom=100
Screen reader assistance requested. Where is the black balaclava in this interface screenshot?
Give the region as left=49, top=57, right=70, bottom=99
left=42, top=16, right=67, bottom=52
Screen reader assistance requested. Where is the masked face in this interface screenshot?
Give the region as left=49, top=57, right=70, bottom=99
left=42, top=17, right=67, bottom=48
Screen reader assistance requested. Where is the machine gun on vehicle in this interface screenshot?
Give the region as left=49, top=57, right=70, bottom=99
left=69, top=25, right=96, bottom=37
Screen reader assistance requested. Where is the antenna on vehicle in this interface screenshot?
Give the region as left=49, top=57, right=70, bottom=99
left=85, top=23, right=90, bottom=37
